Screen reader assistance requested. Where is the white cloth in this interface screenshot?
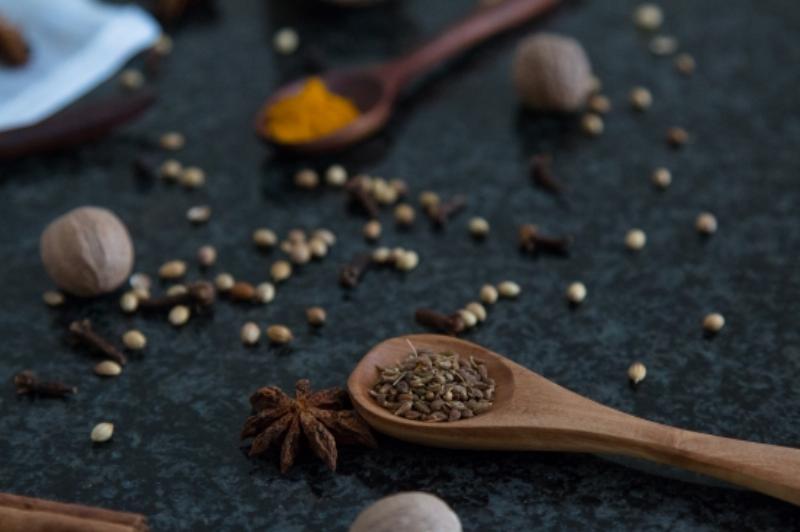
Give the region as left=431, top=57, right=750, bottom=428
left=0, top=0, right=160, bottom=131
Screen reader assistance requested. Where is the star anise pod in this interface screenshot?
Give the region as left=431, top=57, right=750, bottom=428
left=241, top=379, right=377, bottom=473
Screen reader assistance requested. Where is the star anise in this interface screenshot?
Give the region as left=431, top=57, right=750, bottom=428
left=241, top=379, right=377, bottom=473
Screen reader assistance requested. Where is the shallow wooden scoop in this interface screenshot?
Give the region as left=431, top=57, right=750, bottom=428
left=348, top=334, right=800, bottom=506
left=256, top=0, right=560, bottom=153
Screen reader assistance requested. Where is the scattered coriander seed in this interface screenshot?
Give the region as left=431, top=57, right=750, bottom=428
left=287, top=229, right=306, bottom=244
left=419, top=191, right=440, bottom=210
left=649, top=34, right=678, bottom=56
left=629, top=86, right=652, bottom=111
left=628, top=361, right=647, bottom=384
left=166, top=283, right=187, bottom=297
left=159, top=131, right=185, bottom=151
left=152, top=34, right=173, bottom=55
left=666, top=127, right=689, bottom=148
left=306, top=306, right=327, bottom=326
left=122, top=330, right=147, bottom=350
left=180, top=166, right=205, bottom=188
left=468, top=217, right=490, bottom=238
left=271, top=260, right=292, bottom=282
left=465, top=302, right=487, bottom=322
left=633, top=4, right=663, bottom=31
left=395, top=250, right=419, bottom=271
left=587, top=94, right=611, bottom=114
left=373, top=178, right=398, bottom=205
left=390, top=179, right=408, bottom=197
left=289, top=243, right=312, bottom=265
left=159, top=260, right=187, bottom=279
left=580, top=113, right=604, bottom=136
left=652, top=167, right=672, bottom=189
left=94, top=360, right=122, bottom=377
left=695, top=212, right=718, bottom=235
left=325, top=164, right=348, bottom=187
left=90, top=422, right=114, bottom=443
left=120, top=291, right=139, bottom=313
left=266, top=324, right=293, bottom=345
left=119, top=68, right=144, bottom=90
left=566, top=281, right=587, bottom=304
left=480, top=284, right=499, bottom=305
left=294, top=168, right=319, bottom=189
left=253, top=228, right=277, bottom=248
left=168, top=305, right=190, bottom=326
left=308, top=237, right=328, bottom=259
left=273, top=27, right=299, bottom=54
left=674, top=53, right=696, bottom=76
left=159, top=159, right=182, bottom=180
left=255, top=282, right=275, bottom=304
left=230, top=281, right=256, bottom=301
left=363, top=220, right=382, bottom=241
left=458, top=309, right=478, bottom=328
left=130, top=272, right=151, bottom=291
left=215, top=272, right=235, bottom=291
left=241, top=322, right=261, bottom=345
left=372, top=247, right=391, bottom=263
left=394, top=204, right=415, bottom=226
left=279, top=241, right=293, bottom=254
left=197, top=245, right=217, bottom=267
left=497, top=281, right=521, bottom=298
left=186, top=205, right=211, bottom=224
left=312, top=229, right=336, bottom=246
left=625, top=228, right=647, bottom=251
left=703, top=312, right=725, bottom=333
left=132, top=287, right=150, bottom=300
left=43, top=290, right=65, bottom=307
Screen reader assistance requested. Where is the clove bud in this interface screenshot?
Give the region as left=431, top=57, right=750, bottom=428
left=415, top=308, right=465, bottom=336
left=518, top=224, right=572, bottom=256
left=14, top=371, right=76, bottom=398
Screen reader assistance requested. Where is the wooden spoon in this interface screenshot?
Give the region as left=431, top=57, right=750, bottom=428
left=347, top=334, right=800, bottom=506
left=256, top=0, right=561, bottom=154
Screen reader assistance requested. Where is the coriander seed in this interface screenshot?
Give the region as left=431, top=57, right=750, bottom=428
left=306, top=306, right=327, bottom=326
left=120, top=291, right=139, bottom=313
left=372, top=247, right=391, bottom=263
left=274, top=27, right=299, bottom=54
left=130, top=272, right=151, bottom=291
left=649, top=34, right=678, bottom=56
left=395, top=250, right=419, bottom=271
left=674, top=53, right=696, bottom=76
left=419, top=191, right=440, bottom=210
left=287, top=229, right=306, bottom=244
left=497, top=281, right=521, bottom=298
left=94, top=360, right=122, bottom=377
left=180, top=166, right=205, bottom=188
left=266, top=324, right=293, bottom=344
left=159, top=260, right=187, bottom=279
left=122, top=330, right=147, bottom=350
left=289, top=243, right=312, bottom=265
left=480, top=284, right=499, bottom=304
left=241, top=322, right=261, bottom=345
left=394, top=204, right=415, bottom=226
left=587, top=94, right=611, bottom=114
left=43, top=290, right=65, bottom=307
left=90, top=422, right=114, bottom=443
left=566, top=281, right=587, bottom=304
left=253, top=228, right=277, bottom=248
left=363, top=220, right=382, bottom=241
left=197, top=245, right=217, bottom=267
left=581, top=113, right=604, bottom=136
left=625, top=228, right=647, bottom=251
left=390, top=178, right=408, bottom=196
left=468, top=217, right=490, bottom=238
left=166, top=284, right=187, bottom=297
left=308, top=237, right=328, bottom=259
left=458, top=309, right=478, bottom=328
left=633, top=4, right=662, bottom=31
left=271, top=260, right=292, bottom=282
left=325, top=165, right=347, bottom=187
left=465, top=302, right=487, bottom=322
left=652, top=167, right=672, bottom=189
left=312, top=228, right=336, bottom=246
left=159, top=131, right=185, bottom=151
left=256, top=282, right=276, bottom=304
left=119, top=68, right=144, bottom=90
left=629, top=86, right=652, bottom=111
left=153, top=34, right=173, bottom=55
left=703, top=312, right=725, bottom=333
left=294, top=168, right=319, bottom=189
left=373, top=178, right=398, bottom=205
left=186, top=205, right=211, bottom=224
left=159, top=159, right=182, bottom=180
left=215, top=272, right=235, bottom=291
left=666, top=127, right=689, bottom=148
left=628, top=362, right=647, bottom=384
left=168, top=305, right=190, bottom=326
left=695, top=212, right=718, bottom=235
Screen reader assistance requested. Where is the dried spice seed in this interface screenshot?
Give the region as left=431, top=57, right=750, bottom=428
left=666, top=127, right=689, bottom=148
left=215, top=273, right=235, bottom=291
left=14, top=371, right=76, bottom=398
left=674, top=53, right=696, bottom=76
left=458, top=309, right=478, bottom=328
left=159, top=260, right=187, bottom=279
left=230, top=281, right=257, bottom=302
left=370, top=347, right=494, bottom=422
left=325, top=165, right=348, bottom=187
left=695, top=212, right=718, bottom=235
left=294, top=168, right=319, bottom=189
left=628, top=362, right=647, bottom=384
left=266, top=324, right=293, bottom=345
left=94, top=360, right=123, bottom=377
left=256, top=282, right=276, bottom=304
left=633, top=4, right=663, bottom=31
left=180, top=166, right=205, bottom=188
left=168, top=305, right=190, bottom=326
left=468, top=217, right=489, bottom=238
left=652, top=167, right=672, bottom=189
left=394, top=204, right=415, bottom=226
left=241, top=322, right=261, bottom=345
left=497, top=281, right=521, bottom=298
left=363, top=220, right=382, bottom=241
left=159, top=131, right=185, bottom=151
left=187, top=205, right=211, bottom=224
left=159, top=159, right=182, bottom=180
left=566, top=281, right=587, bottom=304
left=43, top=290, right=65, bottom=307
left=629, top=86, right=652, bottom=111
left=308, top=238, right=328, bottom=259
left=625, top=229, right=647, bottom=251
left=253, top=228, right=277, bottom=248
left=273, top=27, right=299, bottom=55
left=419, top=191, right=440, bottom=210
left=197, top=245, right=217, bottom=267
left=306, top=307, right=327, bottom=327
left=152, top=34, right=173, bottom=55
left=465, top=302, right=487, bottom=322
left=312, top=228, right=336, bottom=247
left=166, top=284, right=187, bottom=297
left=138, top=282, right=215, bottom=313
left=346, top=177, right=380, bottom=219
left=91, top=422, right=114, bottom=443
left=395, top=250, right=419, bottom=272
left=130, top=272, right=151, bottom=291
left=271, top=260, right=293, bottom=282
left=372, top=247, right=391, bottom=264
left=373, top=178, right=398, bottom=205
left=649, top=35, right=678, bottom=56
left=587, top=94, right=611, bottom=114
left=122, top=330, right=147, bottom=350
left=119, top=69, right=145, bottom=91
left=703, top=312, right=725, bottom=333
left=120, top=291, right=139, bottom=313
left=581, top=113, right=604, bottom=136
left=480, top=284, right=499, bottom=305
left=289, top=243, right=312, bottom=265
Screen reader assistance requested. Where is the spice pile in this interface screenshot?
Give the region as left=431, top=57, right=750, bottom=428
left=370, top=347, right=494, bottom=422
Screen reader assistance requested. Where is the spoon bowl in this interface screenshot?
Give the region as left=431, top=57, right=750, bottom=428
left=348, top=334, right=800, bottom=505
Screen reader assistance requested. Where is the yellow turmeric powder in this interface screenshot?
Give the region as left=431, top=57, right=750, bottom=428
left=265, top=77, right=360, bottom=143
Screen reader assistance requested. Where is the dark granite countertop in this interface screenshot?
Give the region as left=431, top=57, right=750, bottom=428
left=1, top=0, right=799, bottom=529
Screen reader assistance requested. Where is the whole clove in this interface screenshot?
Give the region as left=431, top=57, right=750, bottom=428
left=415, top=308, right=466, bottom=336
left=426, top=195, right=466, bottom=227
left=530, top=154, right=564, bottom=195
left=138, top=281, right=215, bottom=310
left=14, top=371, right=76, bottom=398
left=69, top=320, right=127, bottom=366
left=340, top=253, right=373, bottom=288
left=518, top=224, right=572, bottom=256
left=345, top=177, right=380, bottom=219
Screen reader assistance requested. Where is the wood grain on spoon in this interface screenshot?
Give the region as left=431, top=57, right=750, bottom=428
left=256, top=0, right=561, bottom=153
left=348, top=334, right=800, bottom=506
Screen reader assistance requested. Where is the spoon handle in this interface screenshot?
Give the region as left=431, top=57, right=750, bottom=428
left=381, top=0, right=561, bottom=88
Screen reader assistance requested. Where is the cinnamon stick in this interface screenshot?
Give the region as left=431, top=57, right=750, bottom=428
left=0, top=492, right=148, bottom=532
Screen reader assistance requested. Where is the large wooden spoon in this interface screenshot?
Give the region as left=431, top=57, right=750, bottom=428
left=256, top=0, right=560, bottom=153
left=347, top=334, right=800, bottom=506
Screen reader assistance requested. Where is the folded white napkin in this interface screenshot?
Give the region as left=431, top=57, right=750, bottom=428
left=0, top=0, right=160, bottom=131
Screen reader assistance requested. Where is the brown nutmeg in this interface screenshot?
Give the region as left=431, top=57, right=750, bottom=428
left=40, top=207, right=134, bottom=297
left=512, top=33, right=593, bottom=112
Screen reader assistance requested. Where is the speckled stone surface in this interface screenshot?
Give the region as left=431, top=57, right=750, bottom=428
left=1, top=0, right=800, bottom=530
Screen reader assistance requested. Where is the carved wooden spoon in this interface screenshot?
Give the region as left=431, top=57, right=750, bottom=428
left=256, top=0, right=560, bottom=153
left=347, top=334, right=800, bottom=506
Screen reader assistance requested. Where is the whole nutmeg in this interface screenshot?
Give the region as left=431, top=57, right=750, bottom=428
left=512, top=33, right=593, bottom=112
left=40, top=207, right=134, bottom=297
left=349, top=492, right=462, bottom=532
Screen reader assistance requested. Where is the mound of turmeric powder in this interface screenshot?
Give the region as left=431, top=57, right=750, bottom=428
left=264, top=77, right=360, bottom=144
